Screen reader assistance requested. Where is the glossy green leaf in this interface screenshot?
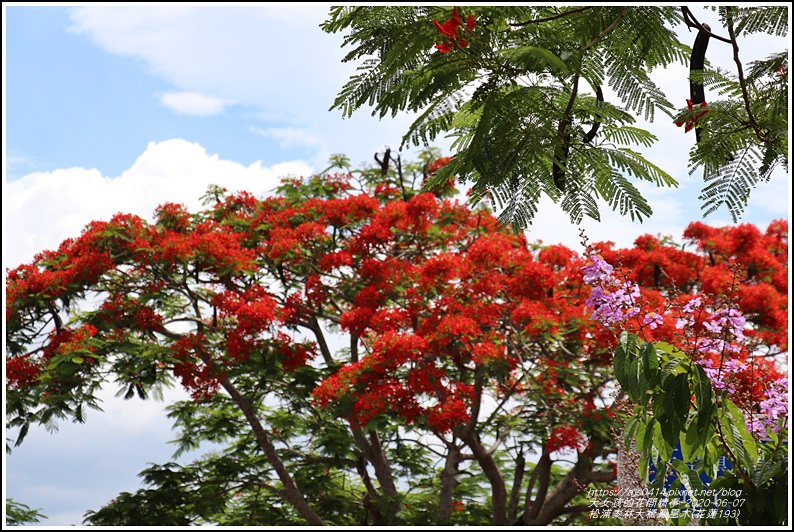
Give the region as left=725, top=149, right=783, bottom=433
left=671, top=458, right=705, bottom=503
left=682, top=415, right=702, bottom=463
left=724, top=398, right=758, bottom=468
left=623, top=413, right=641, bottom=449
left=613, top=332, right=630, bottom=386
left=640, top=341, right=659, bottom=387
left=660, top=372, right=689, bottom=447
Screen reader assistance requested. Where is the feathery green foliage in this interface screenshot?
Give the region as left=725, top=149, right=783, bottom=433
left=5, top=498, right=46, bottom=526
left=324, top=6, right=788, bottom=228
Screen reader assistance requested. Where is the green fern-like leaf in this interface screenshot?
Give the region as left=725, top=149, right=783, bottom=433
left=698, top=146, right=766, bottom=221
left=597, top=170, right=653, bottom=222
left=734, top=7, right=788, bottom=37
left=559, top=168, right=601, bottom=224
left=605, top=49, right=675, bottom=121
left=602, top=147, right=678, bottom=187
left=324, top=6, right=784, bottom=229
left=402, top=93, right=464, bottom=148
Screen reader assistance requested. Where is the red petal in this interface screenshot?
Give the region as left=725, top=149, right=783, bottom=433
left=441, top=19, right=459, bottom=38
left=451, top=6, right=461, bottom=25
left=434, top=16, right=458, bottom=39
left=467, top=14, right=475, bottom=31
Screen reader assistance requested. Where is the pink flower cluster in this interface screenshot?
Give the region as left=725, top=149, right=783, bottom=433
left=676, top=299, right=750, bottom=393
left=582, top=255, right=643, bottom=327
left=694, top=357, right=742, bottom=394
left=747, top=378, right=789, bottom=438
left=578, top=240, right=788, bottom=445
left=694, top=308, right=746, bottom=356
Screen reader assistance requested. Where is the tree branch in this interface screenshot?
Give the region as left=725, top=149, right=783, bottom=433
left=582, top=7, right=632, bottom=53
left=527, top=444, right=616, bottom=525
left=305, top=316, right=335, bottom=366
left=508, top=450, right=526, bottom=523
left=219, top=377, right=325, bottom=525
left=460, top=430, right=508, bottom=525
left=351, top=428, right=401, bottom=525
left=436, top=441, right=463, bottom=524
left=524, top=447, right=552, bottom=522
left=681, top=6, right=733, bottom=43
left=725, top=8, right=765, bottom=142
left=510, top=7, right=592, bottom=27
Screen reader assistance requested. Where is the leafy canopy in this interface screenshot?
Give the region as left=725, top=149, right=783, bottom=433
left=5, top=152, right=788, bottom=525
left=323, top=6, right=788, bottom=228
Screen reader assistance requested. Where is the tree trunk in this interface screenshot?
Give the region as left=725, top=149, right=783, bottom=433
left=352, top=428, right=401, bottom=525
left=436, top=443, right=462, bottom=523
left=221, top=378, right=326, bottom=526
left=616, top=438, right=663, bottom=526
left=461, top=431, right=508, bottom=525
left=507, top=452, right=525, bottom=523
left=523, top=448, right=552, bottom=523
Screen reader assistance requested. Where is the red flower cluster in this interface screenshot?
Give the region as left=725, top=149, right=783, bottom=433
left=675, top=98, right=710, bottom=133
left=546, top=424, right=586, bottom=453
left=423, top=156, right=456, bottom=194
left=433, top=7, right=475, bottom=53
left=427, top=156, right=452, bottom=173
left=6, top=355, right=41, bottom=389
left=171, top=333, right=222, bottom=401
left=6, top=162, right=787, bottom=448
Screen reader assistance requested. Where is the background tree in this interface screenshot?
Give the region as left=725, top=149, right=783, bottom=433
left=6, top=152, right=787, bottom=525
left=579, top=223, right=788, bottom=525
left=323, top=6, right=788, bottom=228
left=5, top=498, right=45, bottom=526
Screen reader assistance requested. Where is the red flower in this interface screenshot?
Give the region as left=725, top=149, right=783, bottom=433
left=433, top=7, right=475, bottom=53
left=427, top=156, right=452, bottom=173
left=546, top=424, right=586, bottom=454
left=675, top=98, right=710, bottom=133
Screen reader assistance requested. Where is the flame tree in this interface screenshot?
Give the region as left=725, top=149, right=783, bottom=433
left=6, top=151, right=787, bottom=525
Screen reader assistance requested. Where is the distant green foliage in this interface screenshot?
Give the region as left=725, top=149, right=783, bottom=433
left=614, top=333, right=788, bottom=526
left=324, top=6, right=788, bottom=228
left=6, top=498, right=45, bottom=526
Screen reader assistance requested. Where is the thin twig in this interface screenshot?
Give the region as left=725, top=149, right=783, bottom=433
left=681, top=6, right=733, bottom=43
left=725, top=8, right=766, bottom=142
left=510, top=7, right=591, bottom=27
left=582, top=7, right=632, bottom=53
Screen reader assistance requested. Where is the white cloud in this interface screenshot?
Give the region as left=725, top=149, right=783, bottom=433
left=67, top=6, right=198, bottom=66
left=159, top=90, right=232, bottom=116
left=3, top=138, right=312, bottom=268
left=250, top=125, right=325, bottom=149
left=66, top=6, right=343, bottom=122
left=742, top=171, right=791, bottom=221
left=3, top=138, right=309, bottom=526
left=5, top=383, right=213, bottom=526
left=65, top=5, right=422, bottom=167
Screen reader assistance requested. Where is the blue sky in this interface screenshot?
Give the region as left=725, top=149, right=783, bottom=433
left=5, top=5, right=418, bottom=182
left=3, top=4, right=790, bottom=526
